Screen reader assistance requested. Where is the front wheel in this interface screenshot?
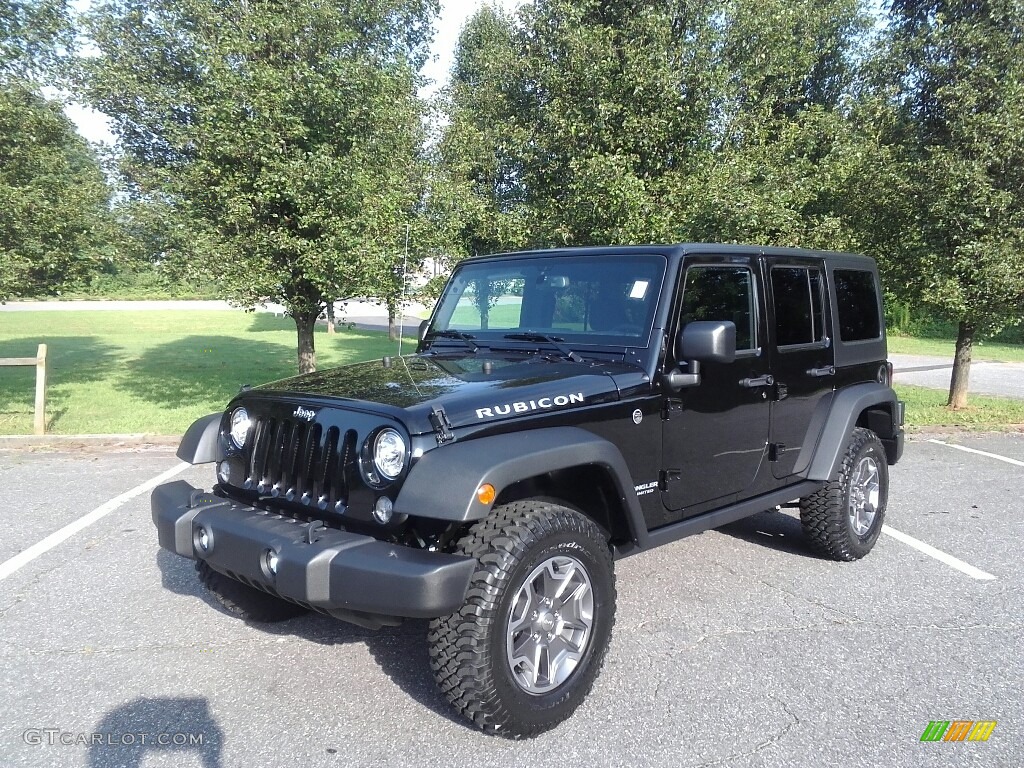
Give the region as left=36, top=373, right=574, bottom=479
left=427, top=500, right=616, bottom=738
left=800, top=427, right=889, bottom=561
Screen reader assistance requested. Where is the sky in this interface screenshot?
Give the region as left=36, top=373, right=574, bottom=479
left=67, top=0, right=524, bottom=145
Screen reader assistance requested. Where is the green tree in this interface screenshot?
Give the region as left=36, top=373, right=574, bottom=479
left=81, top=0, right=437, bottom=373
left=0, top=1, right=114, bottom=302
left=441, top=0, right=869, bottom=254
left=1, top=0, right=72, bottom=80
left=678, top=0, right=869, bottom=248
left=860, top=0, right=1024, bottom=408
left=434, top=5, right=531, bottom=260
left=507, top=0, right=724, bottom=246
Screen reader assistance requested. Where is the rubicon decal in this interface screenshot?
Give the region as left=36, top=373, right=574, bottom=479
left=476, top=393, right=585, bottom=420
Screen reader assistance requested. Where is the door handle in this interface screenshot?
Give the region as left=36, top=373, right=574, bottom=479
left=807, top=366, right=835, bottom=377
left=739, top=375, right=774, bottom=388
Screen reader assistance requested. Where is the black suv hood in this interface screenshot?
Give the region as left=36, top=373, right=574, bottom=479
left=254, top=353, right=644, bottom=435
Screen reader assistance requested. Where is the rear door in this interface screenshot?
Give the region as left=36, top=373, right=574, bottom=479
left=766, top=258, right=835, bottom=478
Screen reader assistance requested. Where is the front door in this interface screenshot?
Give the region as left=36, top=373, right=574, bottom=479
left=661, top=259, right=771, bottom=518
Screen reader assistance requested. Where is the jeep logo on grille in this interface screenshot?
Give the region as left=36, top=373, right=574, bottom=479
left=293, top=406, right=316, bottom=421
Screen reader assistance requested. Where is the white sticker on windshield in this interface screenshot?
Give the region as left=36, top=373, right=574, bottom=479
left=629, top=280, right=649, bottom=299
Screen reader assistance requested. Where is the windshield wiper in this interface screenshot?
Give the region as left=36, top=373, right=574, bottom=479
left=503, top=332, right=584, bottom=363
left=424, top=329, right=478, bottom=353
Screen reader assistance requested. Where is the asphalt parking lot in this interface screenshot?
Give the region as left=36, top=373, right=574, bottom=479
left=1, top=433, right=1021, bottom=768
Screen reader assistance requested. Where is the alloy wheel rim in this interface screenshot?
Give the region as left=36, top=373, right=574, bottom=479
left=505, top=554, right=594, bottom=695
left=848, top=456, right=881, bottom=536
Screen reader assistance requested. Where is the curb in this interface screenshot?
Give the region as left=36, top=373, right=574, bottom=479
left=0, top=434, right=180, bottom=449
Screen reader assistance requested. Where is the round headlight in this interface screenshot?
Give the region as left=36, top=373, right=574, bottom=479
left=229, top=407, right=251, bottom=449
left=373, top=428, right=407, bottom=481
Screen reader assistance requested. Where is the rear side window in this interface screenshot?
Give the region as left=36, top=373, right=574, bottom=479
left=680, top=266, right=756, bottom=351
left=771, top=267, right=825, bottom=347
left=834, top=269, right=881, bottom=341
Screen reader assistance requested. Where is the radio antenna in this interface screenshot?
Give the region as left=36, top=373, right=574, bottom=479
left=397, top=222, right=410, bottom=358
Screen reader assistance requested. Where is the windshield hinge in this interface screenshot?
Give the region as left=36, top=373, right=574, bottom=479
left=429, top=405, right=456, bottom=445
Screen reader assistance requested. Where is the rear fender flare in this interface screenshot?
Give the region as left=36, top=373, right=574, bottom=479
left=802, top=383, right=899, bottom=481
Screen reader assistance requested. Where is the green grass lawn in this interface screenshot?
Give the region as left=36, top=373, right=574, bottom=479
left=888, top=334, right=1024, bottom=362
left=895, top=384, right=1024, bottom=430
left=0, top=311, right=409, bottom=435
left=2, top=310, right=1021, bottom=435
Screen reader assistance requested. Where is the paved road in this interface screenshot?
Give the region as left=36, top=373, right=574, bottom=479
left=891, top=354, right=1024, bottom=400
left=1, top=434, right=1021, bottom=767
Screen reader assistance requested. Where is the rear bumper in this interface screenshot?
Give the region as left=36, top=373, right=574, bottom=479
left=883, top=399, right=906, bottom=465
left=883, top=427, right=905, bottom=465
left=152, top=480, right=475, bottom=624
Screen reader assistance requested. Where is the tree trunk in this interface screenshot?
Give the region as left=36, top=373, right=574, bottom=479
left=947, top=321, right=974, bottom=409
left=295, top=312, right=318, bottom=374
left=326, top=301, right=336, bottom=335
left=388, top=306, right=399, bottom=342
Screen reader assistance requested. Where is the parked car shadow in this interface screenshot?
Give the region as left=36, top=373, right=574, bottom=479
left=155, top=549, right=463, bottom=727
left=88, top=697, right=223, bottom=768
left=717, top=508, right=820, bottom=559
left=156, top=549, right=222, bottom=612
left=258, top=614, right=465, bottom=727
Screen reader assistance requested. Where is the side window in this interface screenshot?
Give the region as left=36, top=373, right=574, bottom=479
left=771, top=266, right=825, bottom=347
left=680, top=266, right=756, bottom=351
left=834, top=269, right=881, bottom=341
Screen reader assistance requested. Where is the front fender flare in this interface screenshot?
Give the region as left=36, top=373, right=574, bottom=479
left=393, top=427, right=646, bottom=539
left=176, top=412, right=223, bottom=465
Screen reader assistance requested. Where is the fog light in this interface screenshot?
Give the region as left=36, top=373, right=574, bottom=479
left=196, top=526, right=212, bottom=553
left=217, top=460, right=231, bottom=485
left=263, top=549, right=279, bottom=577
left=373, top=496, right=394, bottom=524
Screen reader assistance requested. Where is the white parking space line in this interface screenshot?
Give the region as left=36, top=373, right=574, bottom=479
left=882, top=525, right=996, bottom=581
left=928, top=438, right=1024, bottom=468
left=0, top=462, right=189, bottom=581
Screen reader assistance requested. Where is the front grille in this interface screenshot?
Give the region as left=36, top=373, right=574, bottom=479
left=244, top=416, right=356, bottom=511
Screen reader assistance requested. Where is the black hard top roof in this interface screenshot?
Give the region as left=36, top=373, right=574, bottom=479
left=466, top=243, right=875, bottom=268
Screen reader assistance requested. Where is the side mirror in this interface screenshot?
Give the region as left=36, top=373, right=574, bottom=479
left=677, top=321, right=737, bottom=364
left=663, top=321, right=737, bottom=390
left=418, top=319, right=430, bottom=342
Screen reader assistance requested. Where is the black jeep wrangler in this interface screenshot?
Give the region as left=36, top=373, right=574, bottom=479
left=153, top=244, right=904, bottom=737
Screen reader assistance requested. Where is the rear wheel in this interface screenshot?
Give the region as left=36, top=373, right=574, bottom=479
left=196, top=561, right=307, bottom=623
left=428, top=500, right=616, bottom=738
left=800, top=427, right=888, bottom=561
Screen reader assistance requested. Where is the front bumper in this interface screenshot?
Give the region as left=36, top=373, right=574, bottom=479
left=152, top=480, right=475, bottom=626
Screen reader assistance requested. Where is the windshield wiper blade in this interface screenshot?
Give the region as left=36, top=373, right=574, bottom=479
left=503, top=332, right=584, bottom=363
left=424, top=329, right=478, bottom=353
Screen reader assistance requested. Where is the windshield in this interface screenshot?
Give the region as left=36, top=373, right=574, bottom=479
left=428, top=253, right=666, bottom=348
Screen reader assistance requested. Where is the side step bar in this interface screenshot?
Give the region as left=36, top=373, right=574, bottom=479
left=614, top=481, right=823, bottom=558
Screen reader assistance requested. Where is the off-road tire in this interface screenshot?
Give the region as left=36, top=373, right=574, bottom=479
left=800, top=427, right=888, bottom=561
left=427, top=500, right=616, bottom=738
left=196, top=560, right=307, bottom=623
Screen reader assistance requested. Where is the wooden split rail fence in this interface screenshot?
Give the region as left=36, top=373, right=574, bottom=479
left=0, top=344, right=47, bottom=435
